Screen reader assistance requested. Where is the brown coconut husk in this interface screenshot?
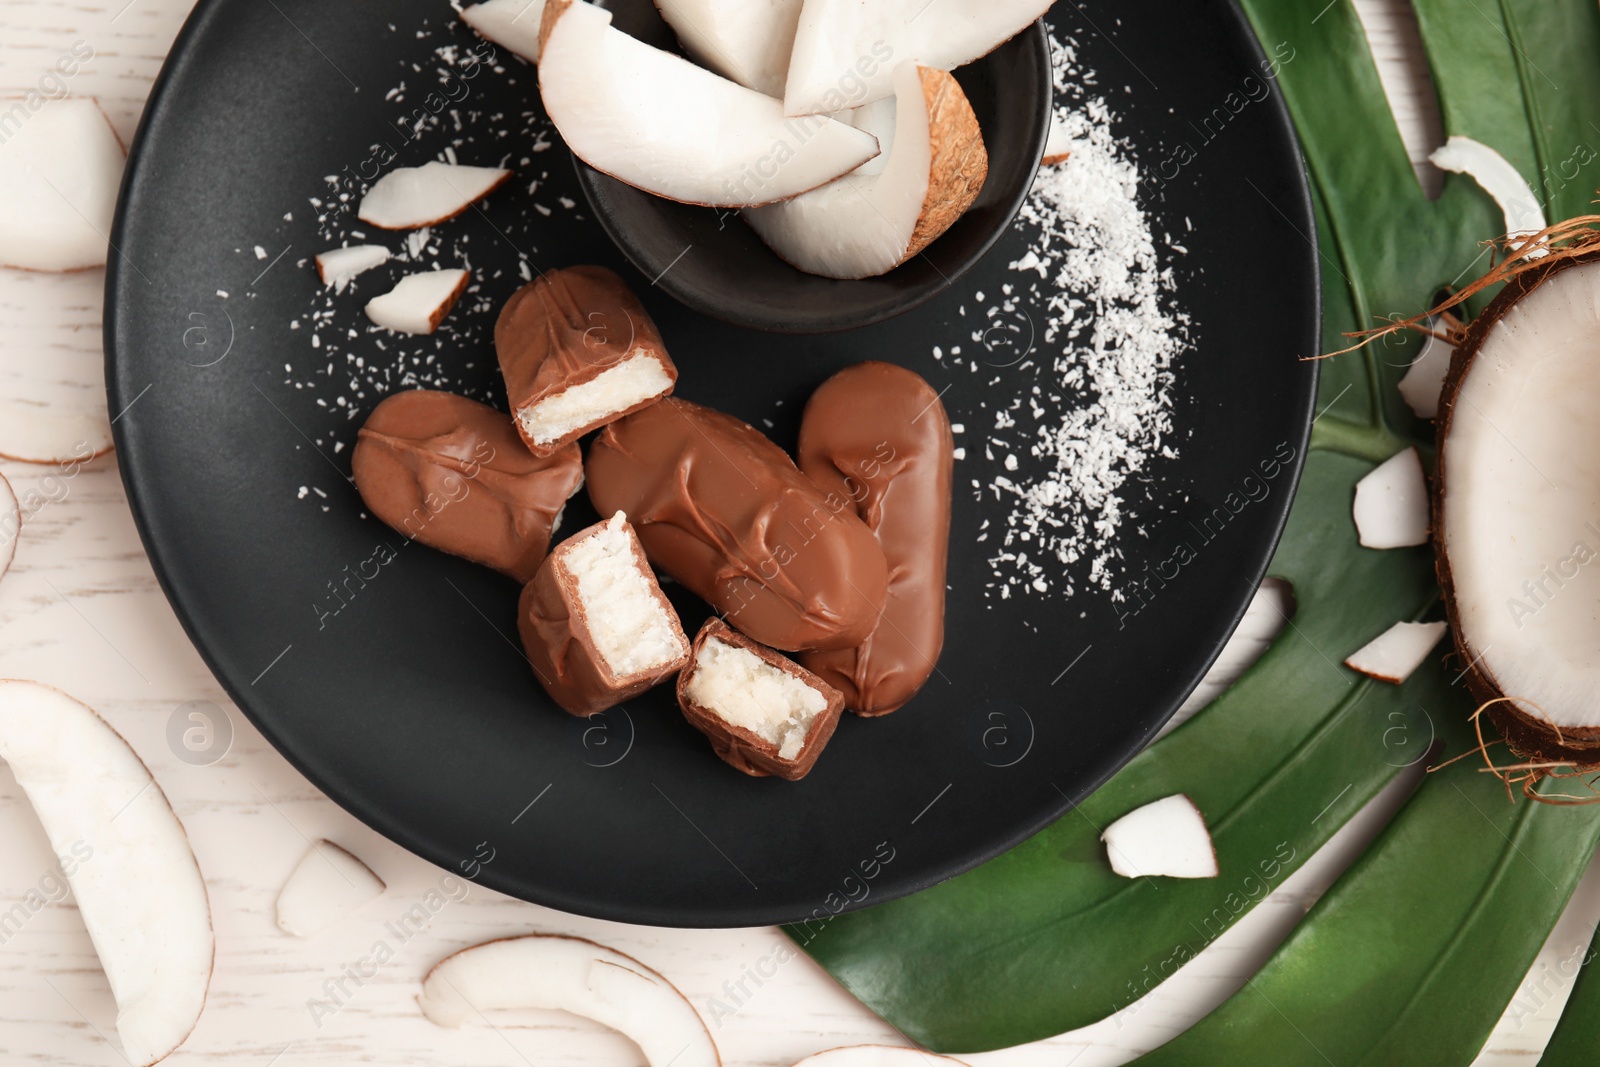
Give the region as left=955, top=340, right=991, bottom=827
left=1363, top=220, right=1600, bottom=794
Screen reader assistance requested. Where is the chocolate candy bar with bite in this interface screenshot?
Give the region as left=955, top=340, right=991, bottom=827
left=797, top=362, right=954, bottom=715
left=353, top=389, right=584, bottom=582
left=518, top=512, right=691, bottom=717
left=495, top=265, right=677, bottom=457
left=676, top=617, right=844, bottom=780
left=586, top=397, right=889, bottom=651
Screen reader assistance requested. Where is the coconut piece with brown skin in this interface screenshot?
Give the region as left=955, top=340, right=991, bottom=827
left=677, top=617, right=844, bottom=780
left=419, top=934, right=718, bottom=1067
left=365, top=269, right=471, bottom=335
left=537, top=0, right=879, bottom=208
left=1435, top=250, right=1600, bottom=767
left=519, top=512, right=691, bottom=717
left=357, top=161, right=511, bottom=230
left=743, top=62, right=987, bottom=279
left=494, top=265, right=677, bottom=457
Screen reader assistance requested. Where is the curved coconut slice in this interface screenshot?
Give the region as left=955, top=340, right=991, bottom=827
left=0, top=97, right=125, bottom=271
left=0, top=406, right=113, bottom=465
left=315, top=244, right=391, bottom=292
left=462, top=0, right=548, bottom=62
left=784, top=0, right=1049, bottom=116
left=792, top=1048, right=969, bottom=1067
left=357, top=161, right=511, bottom=230
left=1438, top=254, right=1600, bottom=764
left=1430, top=137, right=1547, bottom=252
left=0, top=471, right=17, bottom=580
left=0, top=681, right=212, bottom=1065
left=365, top=268, right=470, bottom=335
left=276, top=840, right=386, bottom=937
left=654, top=0, right=802, bottom=97
left=1352, top=445, right=1429, bottom=549
left=1100, top=793, right=1218, bottom=879
left=743, top=63, right=986, bottom=279
left=537, top=0, right=878, bottom=207
left=1345, top=620, right=1447, bottom=684
left=1398, top=325, right=1453, bottom=420
left=1041, top=114, right=1071, bottom=166
left=419, top=935, right=718, bottom=1067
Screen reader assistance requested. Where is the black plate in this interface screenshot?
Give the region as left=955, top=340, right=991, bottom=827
left=106, top=0, right=1318, bottom=927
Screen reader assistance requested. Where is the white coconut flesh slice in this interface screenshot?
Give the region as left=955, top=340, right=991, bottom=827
left=0, top=97, right=125, bottom=272
left=1398, top=324, right=1453, bottom=420
left=418, top=934, right=719, bottom=1067
left=1041, top=114, right=1071, bottom=165
left=743, top=62, right=987, bottom=279
left=365, top=268, right=470, bottom=335
left=783, top=0, right=1050, bottom=116
left=315, top=244, right=390, bottom=292
left=520, top=356, right=675, bottom=449
left=1352, top=445, right=1430, bottom=549
left=653, top=0, right=803, bottom=97
left=461, top=0, right=548, bottom=63
left=1345, top=620, right=1447, bottom=684
left=792, top=1047, right=969, bottom=1067
left=0, top=681, right=212, bottom=1065
left=1100, top=793, right=1219, bottom=879
left=0, top=471, right=18, bottom=580
left=0, top=406, right=113, bottom=465
left=1439, top=256, right=1600, bottom=759
left=537, top=0, right=879, bottom=207
left=357, top=161, right=511, bottom=230
left=276, top=840, right=386, bottom=938
left=1430, top=136, right=1547, bottom=253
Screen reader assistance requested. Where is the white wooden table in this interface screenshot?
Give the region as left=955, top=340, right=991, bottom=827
left=2, top=2, right=1596, bottom=1064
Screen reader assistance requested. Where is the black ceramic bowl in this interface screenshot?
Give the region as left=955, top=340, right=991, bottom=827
left=574, top=6, right=1053, bottom=334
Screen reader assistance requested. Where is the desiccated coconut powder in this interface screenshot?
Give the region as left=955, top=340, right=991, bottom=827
left=948, top=30, right=1189, bottom=602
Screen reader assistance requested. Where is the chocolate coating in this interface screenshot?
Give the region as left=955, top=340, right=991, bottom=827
left=586, top=397, right=889, bottom=651
left=676, top=617, right=843, bottom=781
left=518, top=515, right=690, bottom=717
left=797, top=362, right=953, bottom=715
left=353, top=389, right=584, bottom=582
left=494, top=265, right=677, bottom=456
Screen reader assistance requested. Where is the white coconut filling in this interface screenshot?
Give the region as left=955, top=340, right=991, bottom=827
left=519, top=353, right=673, bottom=445
left=1443, top=260, right=1600, bottom=729
left=561, top=513, right=684, bottom=678
left=684, top=637, right=826, bottom=760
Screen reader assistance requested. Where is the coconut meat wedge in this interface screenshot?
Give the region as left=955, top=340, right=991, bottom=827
left=654, top=0, right=802, bottom=97
left=0, top=681, right=213, bottom=1065
left=784, top=0, right=1050, bottom=115
left=537, top=0, right=878, bottom=207
left=742, top=62, right=987, bottom=279
left=461, top=0, right=548, bottom=63
left=1437, top=254, right=1600, bottom=764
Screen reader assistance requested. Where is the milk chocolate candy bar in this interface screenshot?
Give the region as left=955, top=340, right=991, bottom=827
left=518, top=512, right=692, bottom=717
left=353, top=389, right=584, bottom=582
left=797, top=362, right=953, bottom=715
left=676, top=617, right=844, bottom=780
left=495, top=265, right=677, bottom=457
left=586, top=396, right=889, bottom=651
